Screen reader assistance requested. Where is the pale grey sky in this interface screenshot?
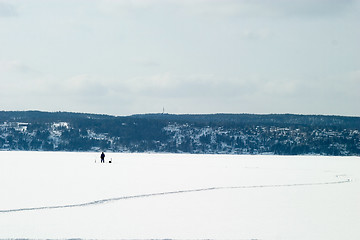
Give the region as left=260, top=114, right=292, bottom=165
left=0, top=0, right=359, bottom=116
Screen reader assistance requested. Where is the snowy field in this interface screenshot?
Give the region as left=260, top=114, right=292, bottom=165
left=0, top=152, right=359, bottom=240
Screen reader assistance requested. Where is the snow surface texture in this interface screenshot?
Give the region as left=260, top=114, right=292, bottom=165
left=0, top=152, right=359, bottom=240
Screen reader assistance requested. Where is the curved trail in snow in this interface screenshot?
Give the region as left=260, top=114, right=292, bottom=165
left=0, top=179, right=351, bottom=213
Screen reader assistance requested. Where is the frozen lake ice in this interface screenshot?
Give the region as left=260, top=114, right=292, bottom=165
left=0, top=151, right=359, bottom=240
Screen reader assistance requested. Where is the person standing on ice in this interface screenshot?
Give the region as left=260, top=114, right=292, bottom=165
left=100, top=152, right=105, bottom=163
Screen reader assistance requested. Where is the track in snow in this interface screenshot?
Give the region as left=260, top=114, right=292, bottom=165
left=0, top=179, right=350, bottom=213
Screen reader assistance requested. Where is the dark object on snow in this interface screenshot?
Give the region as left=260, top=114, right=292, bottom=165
left=100, top=152, right=105, bottom=163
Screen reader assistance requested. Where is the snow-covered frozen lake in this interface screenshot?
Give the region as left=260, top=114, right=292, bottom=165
left=0, top=151, right=359, bottom=240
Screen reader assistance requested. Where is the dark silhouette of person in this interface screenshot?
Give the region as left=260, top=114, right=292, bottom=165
left=100, top=152, right=105, bottom=163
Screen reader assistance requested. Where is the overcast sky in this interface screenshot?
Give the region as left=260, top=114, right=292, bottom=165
left=0, top=0, right=359, bottom=116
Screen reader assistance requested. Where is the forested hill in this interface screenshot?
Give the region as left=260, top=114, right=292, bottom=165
left=132, top=113, right=360, bottom=129
left=0, top=111, right=360, bottom=156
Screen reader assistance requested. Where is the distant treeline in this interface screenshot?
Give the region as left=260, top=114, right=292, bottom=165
left=0, top=111, right=359, bottom=155
left=132, top=113, right=360, bottom=129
